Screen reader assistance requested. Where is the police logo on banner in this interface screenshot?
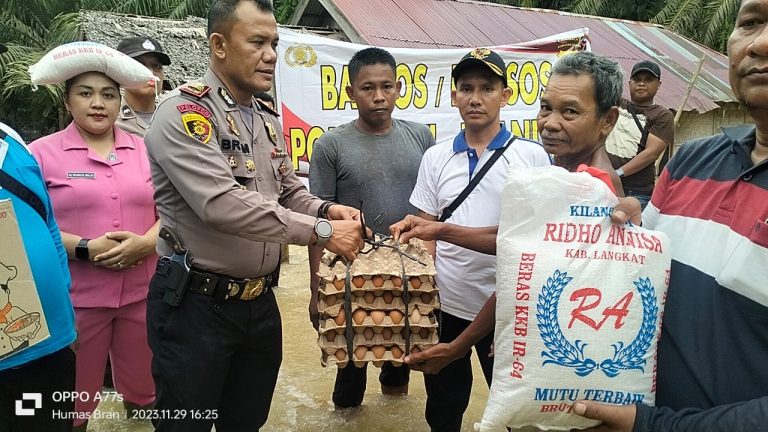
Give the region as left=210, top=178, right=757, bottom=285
left=284, top=44, right=317, bottom=68
left=182, top=113, right=213, bottom=144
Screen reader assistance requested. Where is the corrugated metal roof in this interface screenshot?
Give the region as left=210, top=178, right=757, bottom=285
left=316, top=0, right=733, bottom=113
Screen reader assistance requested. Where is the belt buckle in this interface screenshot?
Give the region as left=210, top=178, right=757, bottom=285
left=240, top=278, right=265, bottom=300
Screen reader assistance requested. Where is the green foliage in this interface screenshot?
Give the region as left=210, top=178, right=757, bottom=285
left=275, top=0, right=300, bottom=23
left=652, top=0, right=739, bottom=52
left=485, top=0, right=738, bottom=52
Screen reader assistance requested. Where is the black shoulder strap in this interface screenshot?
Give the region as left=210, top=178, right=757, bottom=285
left=439, top=136, right=516, bottom=223
left=0, top=130, right=47, bottom=221
left=627, top=104, right=649, bottom=151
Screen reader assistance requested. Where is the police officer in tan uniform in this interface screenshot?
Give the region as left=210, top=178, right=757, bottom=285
left=143, top=1, right=364, bottom=431
left=115, top=36, right=171, bottom=137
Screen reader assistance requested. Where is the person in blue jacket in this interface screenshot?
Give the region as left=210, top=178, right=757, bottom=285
left=0, top=54, right=78, bottom=430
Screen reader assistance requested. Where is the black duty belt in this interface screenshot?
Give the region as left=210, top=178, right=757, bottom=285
left=186, top=267, right=271, bottom=301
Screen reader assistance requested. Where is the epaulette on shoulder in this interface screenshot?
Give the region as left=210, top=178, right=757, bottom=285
left=179, top=82, right=211, bottom=99
left=256, top=98, right=279, bottom=117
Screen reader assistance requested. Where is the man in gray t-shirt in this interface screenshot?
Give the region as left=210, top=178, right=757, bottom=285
left=310, top=119, right=433, bottom=230
left=308, top=47, right=435, bottom=409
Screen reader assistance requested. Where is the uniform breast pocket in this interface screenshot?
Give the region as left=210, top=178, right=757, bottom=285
left=748, top=218, right=768, bottom=248
left=717, top=217, right=768, bottom=306
left=225, top=152, right=256, bottom=186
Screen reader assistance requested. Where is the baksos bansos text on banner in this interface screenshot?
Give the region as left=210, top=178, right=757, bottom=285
left=275, top=27, right=590, bottom=174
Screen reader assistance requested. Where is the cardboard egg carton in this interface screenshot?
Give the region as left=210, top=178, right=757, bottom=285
left=319, top=327, right=439, bottom=349
left=321, top=342, right=434, bottom=368
left=318, top=307, right=438, bottom=333
left=318, top=281, right=441, bottom=314
left=320, top=275, right=438, bottom=295
left=317, top=289, right=406, bottom=312
left=317, top=292, right=440, bottom=315
left=317, top=314, right=440, bottom=368
left=317, top=238, right=437, bottom=281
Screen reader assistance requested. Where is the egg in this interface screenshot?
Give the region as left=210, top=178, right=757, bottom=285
left=371, top=345, right=386, bottom=359
left=334, top=309, right=346, bottom=326
left=371, top=275, right=385, bottom=287
left=354, top=345, right=369, bottom=360
left=324, top=295, right=338, bottom=307
left=325, top=331, right=337, bottom=342
left=410, top=309, right=422, bottom=324
left=411, top=346, right=421, bottom=354
left=382, top=291, right=394, bottom=304
left=352, top=276, right=366, bottom=288
left=420, top=293, right=432, bottom=304
left=381, top=327, right=394, bottom=340
left=352, top=309, right=367, bottom=325
left=334, top=349, right=346, bottom=361
left=391, top=276, right=402, bottom=287
left=363, top=327, right=375, bottom=340
left=388, top=310, right=404, bottom=325
left=409, top=276, right=422, bottom=289
left=363, top=291, right=376, bottom=304
left=419, top=328, right=430, bottom=339
left=332, top=278, right=345, bottom=290
left=370, top=310, right=386, bottom=325
left=390, top=345, right=404, bottom=359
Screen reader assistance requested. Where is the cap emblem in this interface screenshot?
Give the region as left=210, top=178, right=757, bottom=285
left=469, top=48, right=492, bottom=60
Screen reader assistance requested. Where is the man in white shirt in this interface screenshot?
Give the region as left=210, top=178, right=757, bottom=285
left=409, top=48, right=551, bottom=432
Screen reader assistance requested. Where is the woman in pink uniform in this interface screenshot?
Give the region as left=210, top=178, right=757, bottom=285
left=30, top=70, right=158, bottom=430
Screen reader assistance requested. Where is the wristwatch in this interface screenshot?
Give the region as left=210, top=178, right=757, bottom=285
left=615, top=167, right=625, bottom=178
left=314, top=219, right=333, bottom=247
left=75, top=238, right=90, bottom=261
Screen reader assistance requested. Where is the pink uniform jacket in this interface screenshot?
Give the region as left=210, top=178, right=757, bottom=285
left=30, top=122, right=158, bottom=308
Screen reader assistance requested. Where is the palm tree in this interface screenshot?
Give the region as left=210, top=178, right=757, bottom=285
left=0, top=0, right=214, bottom=137
left=570, top=0, right=738, bottom=52
left=652, top=0, right=739, bottom=52
left=570, top=0, right=665, bottom=22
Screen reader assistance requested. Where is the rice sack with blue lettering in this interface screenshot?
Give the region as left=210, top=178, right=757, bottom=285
left=480, top=166, right=670, bottom=431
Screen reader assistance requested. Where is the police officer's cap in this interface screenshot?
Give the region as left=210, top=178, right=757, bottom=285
left=452, top=48, right=508, bottom=87
left=117, top=36, right=171, bottom=66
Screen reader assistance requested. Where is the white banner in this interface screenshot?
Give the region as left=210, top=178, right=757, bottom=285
left=276, top=27, right=590, bottom=174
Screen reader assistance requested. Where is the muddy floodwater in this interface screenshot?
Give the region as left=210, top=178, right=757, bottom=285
left=89, top=246, right=489, bottom=431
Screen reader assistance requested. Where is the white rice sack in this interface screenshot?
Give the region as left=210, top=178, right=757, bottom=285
left=481, top=166, right=670, bottom=431
left=29, top=42, right=155, bottom=89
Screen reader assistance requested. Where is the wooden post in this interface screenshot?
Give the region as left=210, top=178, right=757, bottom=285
left=674, top=54, right=707, bottom=128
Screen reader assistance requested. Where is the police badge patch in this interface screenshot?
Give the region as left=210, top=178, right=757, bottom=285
left=264, top=122, right=278, bottom=145
left=182, top=113, right=213, bottom=143
left=226, top=113, right=240, bottom=136
left=219, top=87, right=236, bottom=107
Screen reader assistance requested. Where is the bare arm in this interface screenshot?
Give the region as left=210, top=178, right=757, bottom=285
left=390, top=215, right=498, bottom=255
left=416, top=211, right=437, bottom=259
left=60, top=231, right=119, bottom=261
left=618, top=133, right=667, bottom=177
left=405, top=293, right=497, bottom=373
left=307, top=244, right=324, bottom=330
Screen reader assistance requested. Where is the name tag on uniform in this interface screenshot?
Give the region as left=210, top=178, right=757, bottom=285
left=67, top=172, right=95, bottom=180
